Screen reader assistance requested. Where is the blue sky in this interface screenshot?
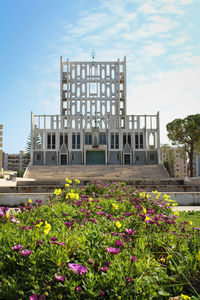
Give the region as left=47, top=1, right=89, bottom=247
left=0, top=0, right=200, bottom=153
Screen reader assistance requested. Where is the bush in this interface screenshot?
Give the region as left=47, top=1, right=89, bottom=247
left=0, top=181, right=200, bottom=299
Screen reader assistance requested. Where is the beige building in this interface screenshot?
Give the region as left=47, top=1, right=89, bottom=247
left=0, top=125, right=3, bottom=171
left=31, top=56, right=161, bottom=166
left=161, top=146, right=187, bottom=177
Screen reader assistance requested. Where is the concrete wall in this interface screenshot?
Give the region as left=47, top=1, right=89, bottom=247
left=1, top=192, right=200, bottom=207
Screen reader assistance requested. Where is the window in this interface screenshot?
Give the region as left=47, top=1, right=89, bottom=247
left=123, top=133, right=131, bottom=147
left=36, top=154, right=41, bottom=160
left=72, top=133, right=81, bottom=149
left=85, top=133, right=92, bottom=145
left=60, top=133, right=68, bottom=148
left=135, top=133, right=144, bottom=149
left=47, top=133, right=56, bottom=149
left=111, top=133, right=119, bottom=149
left=99, top=133, right=106, bottom=145
left=150, top=154, right=155, bottom=161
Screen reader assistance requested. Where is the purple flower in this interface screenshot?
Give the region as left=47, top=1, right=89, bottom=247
left=106, top=247, right=120, bottom=254
left=50, top=241, right=65, bottom=246
left=115, top=240, right=123, bottom=247
left=64, top=222, right=74, bottom=228
left=130, top=256, right=137, bottom=262
left=194, top=227, right=200, bottom=231
left=125, top=229, right=136, bottom=235
left=105, top=262, right=112, bottom=267
left=98, top=291, right=105, bottom=296
left=30, top=294, right=45, bottom=300
left=68, top=263, right=88, bottom=275
left=50, top=237, right=58, bottom=241
left=100, top=267, right=108, bottom=272
left=76, top=286, right=82, bottom=293
left=54, top=274, right=65, bottom=282
left=96, top=211, right=105, bottom=215
left=12, top=244, right=23, bottom=251
left=20, top=249, right=32, bottom=257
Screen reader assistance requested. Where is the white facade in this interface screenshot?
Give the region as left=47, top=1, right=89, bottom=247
left=31, top=57, right=160, bottom=166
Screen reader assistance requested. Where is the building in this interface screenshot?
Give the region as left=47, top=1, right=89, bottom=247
left=193, top=154, right=200, bottom=177
left=161, top=146, right=187, bottom=177
left=31, top=56, right=160, bottom=166
left=0, top=125, right=3, bottom=171
left=3, top=151, right=30, bottom=172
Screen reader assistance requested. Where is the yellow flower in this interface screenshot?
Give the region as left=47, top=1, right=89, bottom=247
left=196, top=250, right=200, bottom=261
left=143, top=207, right=147, bottom=214
left=159, top=257, right=165, bottom=263
left=181, top=294, right=191, bottom=300
left=112, top=203, right=119, bottom=209
left=145, top=216, right=152, bottom=221
left=75, top=179, right=80, bottom=184
left=28, top=199, right=32, bottom=203
left=173, top=211, right=179, bottom=216
left=171, top=203, right=178, bottom=206
left=54, top=188, right=62, bottom=196
left=65, top=178, right=72, bottom=184
left=189, top=221, right=193, bottom=225
left=89, top=197, right=93, bottom=201
left=116, top=221, right=122, bottom=228
left=65, top=183, right=70, bottom=188
left=6, top=213, right=9, bottom=219
left=139, top=192, right=146, bottom=198
left=35, top=222, right=43, bottom=228
left=44, top=221, right=51, bottom=235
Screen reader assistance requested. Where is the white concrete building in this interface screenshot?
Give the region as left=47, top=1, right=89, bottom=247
left=31, top=57, right=160, bottom=165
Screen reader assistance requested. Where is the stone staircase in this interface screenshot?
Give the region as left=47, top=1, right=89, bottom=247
left=25, top=164, right=168, bottom=181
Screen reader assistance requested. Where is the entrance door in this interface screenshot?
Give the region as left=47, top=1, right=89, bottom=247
left=124, top=154, right=130, bottom=165
left=61, top=154, right=67, bottom=165
left=86, top=151, right=105, bottom=165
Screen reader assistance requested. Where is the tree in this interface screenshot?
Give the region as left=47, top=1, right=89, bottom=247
left=166, top=114, right=200, bottom=177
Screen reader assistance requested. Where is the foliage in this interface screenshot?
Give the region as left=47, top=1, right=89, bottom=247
left=166, top=114, right=200, bottom=177
left=0, top=181, right=200, bottom=299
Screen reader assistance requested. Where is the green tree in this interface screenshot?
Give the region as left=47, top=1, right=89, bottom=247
left=166, top=114, right=200, bottom=177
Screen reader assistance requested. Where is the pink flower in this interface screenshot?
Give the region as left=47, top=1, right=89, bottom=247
left=98, top=291, right=105, bottom=296
left=130, top=256, right=137, bottom=262
left=106, top=247, right=120, bottom=254
left=50, top=241, right=65, bottom=246
left=12, top=244, right=23, bottom=251
left=68, top=263, right=88, bottom=275
left=100, top=267, right=108, bottom=272
left=125, top=229, right=136, bottom=235
left=50, top=237, right=58, bottom=241
left=30, top=294, right=45, bottom=300
left=20, top=249, right=32, bottom=257
left=115, top=240, right=123, bottom=247
left=9, top=215, right=20, bottom=223
left=126, top=277, right=133, bottom=282
left=54, top=274, right=65, bottom=282
left=76, top=286, right=82, bottom=293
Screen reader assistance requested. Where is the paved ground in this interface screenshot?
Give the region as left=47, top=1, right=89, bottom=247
left=172, top=206, right=200, bottom=211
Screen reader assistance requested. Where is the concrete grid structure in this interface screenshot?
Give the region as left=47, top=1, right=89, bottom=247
left=3, top=151, right=30, bottom=172
left=31, top=57, right=160, bottom=166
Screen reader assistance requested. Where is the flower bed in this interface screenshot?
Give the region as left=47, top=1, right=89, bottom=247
left=0, top=180, right=200, bottom=299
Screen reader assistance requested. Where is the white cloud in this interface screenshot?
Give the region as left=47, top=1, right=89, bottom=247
left=142, top=42, right=166, bottom=56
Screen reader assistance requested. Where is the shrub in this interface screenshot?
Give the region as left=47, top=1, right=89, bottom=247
left=0, top=181, right=200, bottom=299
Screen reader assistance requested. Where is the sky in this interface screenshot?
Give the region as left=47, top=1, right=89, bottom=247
left=0, top=0, right=200, bottom=153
